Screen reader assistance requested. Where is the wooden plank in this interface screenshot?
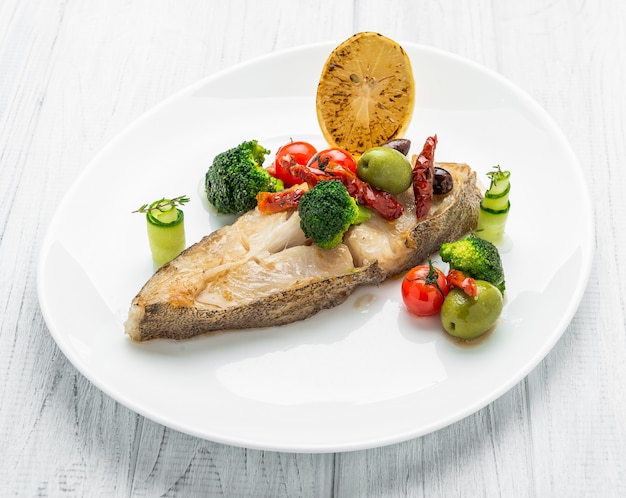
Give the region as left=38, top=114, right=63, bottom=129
left=1, top=0, right=625, bottom=496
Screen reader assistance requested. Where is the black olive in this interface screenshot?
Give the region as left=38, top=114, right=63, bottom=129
left=433, top=166, right=453, bottom=194
left=382, top=138, right=411, bottom=156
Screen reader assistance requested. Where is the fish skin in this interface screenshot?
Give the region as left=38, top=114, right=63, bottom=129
left=124, top=162, right=481, bottom=342
left=126, top=262, right=386, bottom=341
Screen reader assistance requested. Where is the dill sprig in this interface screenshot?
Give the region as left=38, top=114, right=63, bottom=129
left=133, top=195, right=190, bottom=213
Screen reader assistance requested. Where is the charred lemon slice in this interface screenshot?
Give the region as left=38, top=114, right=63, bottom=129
left=316, top=32, right=415, bottom=157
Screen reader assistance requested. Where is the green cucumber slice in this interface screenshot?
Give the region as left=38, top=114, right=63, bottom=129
left=146, top=199, right=182, bottom=226
left=146, top=210, right=186, bottom=266
left=480, top=200, right=511, bottom=214
left=476, top=166, right=511, bottom=244
left=476, top=207, right=509, bottom=243
left=146, top=207, right=184, bottom=227
left=484, top=182, right=510, bottom=199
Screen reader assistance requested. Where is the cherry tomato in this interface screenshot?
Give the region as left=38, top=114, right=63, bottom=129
left=307, top=148, right=357, bottom=174
left=271, top=141, right=317, bottom=187
left=401, top=261, right=450, bottom=317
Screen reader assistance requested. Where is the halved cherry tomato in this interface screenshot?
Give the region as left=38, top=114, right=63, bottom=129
left=270, top=140, right=317, bottom=187
left=306, top=148, right=357, bottom=174
left=401, top=261, right=449, bottom=317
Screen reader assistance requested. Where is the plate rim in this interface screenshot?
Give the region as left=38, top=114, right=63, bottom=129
left=36, top=39, right=595, bottom=453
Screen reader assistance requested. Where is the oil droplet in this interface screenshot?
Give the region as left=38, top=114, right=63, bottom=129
left=354, top=293, right=375, bottom=312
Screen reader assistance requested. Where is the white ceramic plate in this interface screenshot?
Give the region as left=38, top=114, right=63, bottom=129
left=37, top=41, right=593, bottom=453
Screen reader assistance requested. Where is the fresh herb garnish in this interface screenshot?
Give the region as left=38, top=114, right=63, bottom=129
left=133, top=195, right=190, bottom=214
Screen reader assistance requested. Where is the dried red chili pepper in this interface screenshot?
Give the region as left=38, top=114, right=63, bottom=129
left=325, top=164, right=404, bottom=221
left=256, top=185, right=308, bottom=214
left=283, top=157, right=404, bottom=221
left=281, top=156, right=328, bottom=187
left=413, top=134, right=438, bottom=219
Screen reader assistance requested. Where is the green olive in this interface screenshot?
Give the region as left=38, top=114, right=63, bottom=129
left=440, top=280, right=504, bottom=340
left=357, top=146, right=413, bottom=194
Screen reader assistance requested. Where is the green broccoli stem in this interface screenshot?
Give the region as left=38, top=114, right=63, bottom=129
left=354, top=205, right=372, bottom=225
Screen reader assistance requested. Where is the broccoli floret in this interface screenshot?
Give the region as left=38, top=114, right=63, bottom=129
left=205, top=140, right=283, bottom=214
left=298, top=180, right=370, bottom=249
left=439, top=233, right=506, bottom=293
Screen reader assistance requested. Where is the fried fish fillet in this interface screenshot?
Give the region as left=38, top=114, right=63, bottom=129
left=124, top=161, right=481, bottom=341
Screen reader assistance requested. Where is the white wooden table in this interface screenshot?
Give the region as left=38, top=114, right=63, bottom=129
left=2, top=1, right=625, bottom=496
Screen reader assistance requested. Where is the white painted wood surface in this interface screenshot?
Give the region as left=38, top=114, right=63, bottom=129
left=1, top=0, right=624, bottom=495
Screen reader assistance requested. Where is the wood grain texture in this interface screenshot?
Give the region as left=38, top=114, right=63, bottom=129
left=1, top=0, right=624, bottom=496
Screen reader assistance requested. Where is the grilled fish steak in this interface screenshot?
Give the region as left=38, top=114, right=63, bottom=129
left=124, top=161, right=481, bottom=341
